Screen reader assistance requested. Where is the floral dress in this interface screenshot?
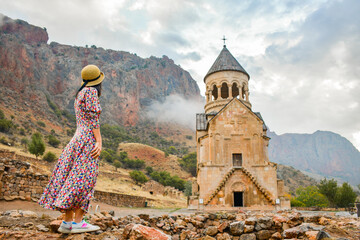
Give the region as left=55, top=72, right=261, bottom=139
left=38, top=87, right=102, bottom=213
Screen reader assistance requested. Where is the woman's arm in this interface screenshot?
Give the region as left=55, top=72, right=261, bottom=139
left=90, top=128, right=102, bottom=158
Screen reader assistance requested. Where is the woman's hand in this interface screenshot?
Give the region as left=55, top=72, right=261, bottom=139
left=91, top=141, right=102, bottom=158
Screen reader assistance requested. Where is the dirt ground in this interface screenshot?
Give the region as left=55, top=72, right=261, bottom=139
left=0, top=200, right=194, bottom=218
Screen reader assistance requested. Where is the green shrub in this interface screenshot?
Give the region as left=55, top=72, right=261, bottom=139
left=48, top=134, right=60, bottom=148
left=0, top=119, right=13, bottom=133
left=0, top=136, right=9, bottom=145
left=66, top=129, right=75, bottom=137
left=291, top=198, right=306, bottom=207
left=335, top=182, right=357, bottom=208
left=179, top=152, right=197, bottom=177
left=185, top=135, right=193, bottom=140
left=28, top=132, right=45, bottom=159
left=293, top=186, right=329, bottom=207
left=122, top=159, right=145, bottom=169
left=113, top=160, right=121, bottom=170
left=19, top=128, right=26, bottom=136
left=43, top=151, right=57, bottom=162
left=150, top=170, right=186, bottom=191
left=145, top=166, right=154, bottom=175
left=0, top=109, right=4, bottom=119
left=129, top=170, right=148, bottom=185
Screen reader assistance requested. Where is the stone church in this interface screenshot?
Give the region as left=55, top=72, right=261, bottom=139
left=190, top=44, right=290, bottom=210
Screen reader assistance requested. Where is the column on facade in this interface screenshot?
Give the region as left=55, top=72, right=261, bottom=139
left=217, top=85, right=221, bottom=99
left=229, top=84, right=233, bottom=98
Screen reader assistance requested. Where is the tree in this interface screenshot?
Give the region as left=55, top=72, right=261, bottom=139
left=48, top=134, right=60, bottom=148
left=145, top=166, right=154, bottom=175
left=294, top=186, right=329, bottom=207
left=43, top=151, right=57, bottom=162
left=113, top=160, right=121, bottom=171
left=184, top=180, right=192, bottom=197
left=335, top=182, right=357, bottom=208
left=28, top=132, right=45, bottom=159
left=179, top=152, right=197, bottom=176
left=318, top=178, right=338, bottom=207
left=129, top=170, right=148, bottom=185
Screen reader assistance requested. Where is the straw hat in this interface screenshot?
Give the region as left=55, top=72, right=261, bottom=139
left=81, top=65, right=105, bottom=87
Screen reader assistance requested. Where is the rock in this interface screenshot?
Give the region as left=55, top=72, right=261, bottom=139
left=305, top=230, right=319, bottom=240
left=36, top=224, right=49, bottom=232
left=216, top=232, right=231, bottom=240
left=203, top=236, right=216, bottom=240
left=282, top=226, right=301, bottom=238
left=94, top=212, right=106, bottom=218
left=256, top=230, right=272, bottom=240
left=239, top=233, right=256, bottom=240
left=24, top=222, right=34, bottom=228
left=22, top=210, right=38, bottom=218
left=245, top=217, right=256, bottom=225
left=230, top=221, right=245, bottom=235
left=108, top=210, right=115, bottom=216
left=49, top=220, right=62, bottom=232
left=319, top=217, right=331, bottom=225
left=195, top=215, right=206, bottom=222
left=271, top=232, right=282, bottom=239
left=205, top=226, right=218, bottom=236
left=138, top=214, right=150, bottom=221
left=316, top=230, right=332, bottom=240
left=123, top=223, right=171, bottom=240
left=9, top=211, right=22, bottom=218
left=217, top=222, right=229, bottom=232
left=255, top=217, right=273, bottom=231
left=244, top=224, right=254, bottom=233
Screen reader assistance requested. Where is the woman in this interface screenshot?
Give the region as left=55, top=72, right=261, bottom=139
left=39, top=65, right=104, bottom=233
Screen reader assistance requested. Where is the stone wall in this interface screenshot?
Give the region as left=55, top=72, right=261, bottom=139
left=0, top=149, right=150, bottom=208
left=0, top=152, right=49, bottom=201
left=93, top=190, right=147, bottom=208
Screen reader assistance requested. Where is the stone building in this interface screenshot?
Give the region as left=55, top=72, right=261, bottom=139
left=190, top=45, right=290, bottom=210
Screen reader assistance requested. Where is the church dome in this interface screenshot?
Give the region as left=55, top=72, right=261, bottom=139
left=204, top=46, right=249, bottom=81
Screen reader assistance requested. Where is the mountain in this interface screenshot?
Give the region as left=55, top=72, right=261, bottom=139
left=0, top=14, right=201, bottom=131
left=268, top=130, right=360, bottom=185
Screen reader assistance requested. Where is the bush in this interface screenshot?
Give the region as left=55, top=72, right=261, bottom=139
left=129, top=170, right=148, bottom=185
left=150, top=170, right=186, bottom=191
left=145, top=166, right=154, bottom=175
left=66, top=129, right=75, bottom=137
left=48, top=134, right=60, bottom=148
left=43, top=151, right=57, bottom=162
left=19, top=128, right=26, bottom=136
left=293, top=186, right=329, bottom=207
left=0, top=109, right=4, bottom=119
left=291, top=198, right=306, bottom=207
left=185, top=135, right=193, bottom=140
left=335, top=182, right=357, bottom=208
left=0, top=119, right=13, bottom=133
left=28, top=132, right=46, bottom=159
left=184, top=180, right=192, bottom=197
left=113, top=160, right=121, bottom=170
left=122, top=159, right=145, bottom=169
left=179, top=152, right=197, bottom=176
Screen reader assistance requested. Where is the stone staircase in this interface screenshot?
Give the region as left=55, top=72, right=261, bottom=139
left=204, top=166, right=275, bottom=205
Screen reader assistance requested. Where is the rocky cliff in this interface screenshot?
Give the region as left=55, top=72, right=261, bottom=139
left=0, top=14, right=201, bottom=129
left=269, top=130, right=360, bottom=185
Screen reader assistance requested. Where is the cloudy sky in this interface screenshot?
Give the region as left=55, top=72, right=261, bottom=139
left=1, top=0, right=360, bottom=150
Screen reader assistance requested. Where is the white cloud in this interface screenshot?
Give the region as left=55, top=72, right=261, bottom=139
left=1, top=0, right=360, bottom=150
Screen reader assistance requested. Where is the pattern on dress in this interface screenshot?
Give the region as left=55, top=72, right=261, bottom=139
left=38, top=87, right=102, bottom=212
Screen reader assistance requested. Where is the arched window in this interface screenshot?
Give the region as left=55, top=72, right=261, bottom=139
left=212, top=85, right=218, bottom=100
left=232, top=83, right=239, bottom=98
left=221, top=82, right=229, bottom=99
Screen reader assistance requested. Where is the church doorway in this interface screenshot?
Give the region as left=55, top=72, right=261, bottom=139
left=233, top=192, right=244, bottom=207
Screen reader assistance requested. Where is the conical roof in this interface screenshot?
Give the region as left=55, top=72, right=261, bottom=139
left=204, top=45, right=249, bottom=81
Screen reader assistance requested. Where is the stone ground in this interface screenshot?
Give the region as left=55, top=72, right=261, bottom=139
left=0, top=200, right=195, bottom=218
left=0, top=200, right=359, bottom=240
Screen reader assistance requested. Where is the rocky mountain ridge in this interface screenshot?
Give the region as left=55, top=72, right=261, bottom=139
left=268, top=130, right=360, bottom=185
left=0, top=14, right=201, bottom=131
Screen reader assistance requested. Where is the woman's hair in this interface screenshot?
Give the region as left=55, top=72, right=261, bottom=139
left=75, top=82, right=102, bottom=98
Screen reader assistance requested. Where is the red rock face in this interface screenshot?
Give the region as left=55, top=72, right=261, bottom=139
left=0, top=15, right=201, bottom=127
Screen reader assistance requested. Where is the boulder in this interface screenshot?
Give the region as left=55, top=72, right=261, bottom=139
left=205, top=226, right=218, bottom=236
left=48, top=220, right=62, bottom=233
left=316, top=230, right=332, bottom=240
left=22, top=210, right=38, bottom=218
left=230, top=221, right=245, bottom=235
left=216, top=232, right=231, bottom=240
left=123, top=223, right=171, bottom=240
left=239, top=233, right=256, bottom=240
left=256, top=230, right=272, bottom=240
left=271, top=232, right=282, bottom=239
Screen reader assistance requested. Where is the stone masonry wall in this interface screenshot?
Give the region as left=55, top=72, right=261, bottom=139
left=0, top=149, right=149, bottom=207
left=94, top=190, right=147, bottom=208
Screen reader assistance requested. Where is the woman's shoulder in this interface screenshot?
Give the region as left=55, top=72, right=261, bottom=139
left=82, top=87, right=98, bottom=97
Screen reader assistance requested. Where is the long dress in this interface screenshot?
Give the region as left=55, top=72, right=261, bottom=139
left=38, top=87, right=102, bottom=212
